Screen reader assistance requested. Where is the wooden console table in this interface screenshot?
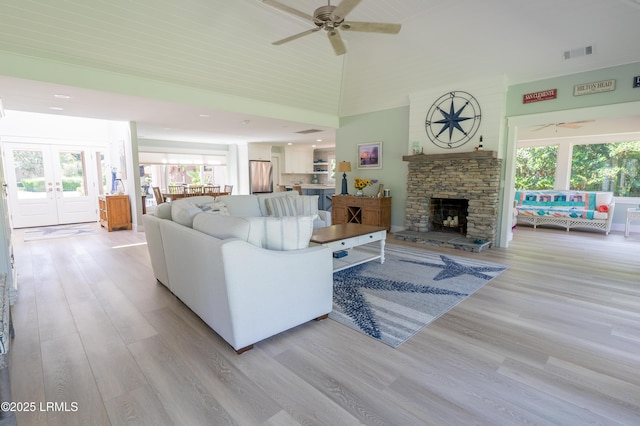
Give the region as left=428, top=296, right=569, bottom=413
left=98, top=195, right=132, bottom=232
left=332, top=195, right=391, bottom=231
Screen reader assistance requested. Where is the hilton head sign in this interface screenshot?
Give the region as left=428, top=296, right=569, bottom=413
left=574, top=79, right=616, bottom=96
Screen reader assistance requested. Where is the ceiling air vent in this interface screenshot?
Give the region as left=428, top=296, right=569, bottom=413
left=563, top=45, right=593, bottom=60
left=295, top=129, right=323, bottom=134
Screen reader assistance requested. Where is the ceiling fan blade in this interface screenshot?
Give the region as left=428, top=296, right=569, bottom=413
left=328, top=30, right=347, bottom=56
left=532, top=124, right=554, bottom=132
left=273, top=27, right=321, bottom=45
left=341, top=21, right=401, bottom=34
left=331, top=0, right=362, bottom=21
left=261, top=0, right=314, bottom=22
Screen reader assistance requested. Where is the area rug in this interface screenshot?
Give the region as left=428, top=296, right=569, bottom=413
left=23, top=224, right=97, bottom=242
left=330, top=245, right=508, bottom=348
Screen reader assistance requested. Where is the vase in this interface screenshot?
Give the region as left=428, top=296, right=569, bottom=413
left=356, top=189, right=363, bottom=196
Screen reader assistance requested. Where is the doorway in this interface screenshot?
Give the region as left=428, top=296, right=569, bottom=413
left=3, top=142, right=101, bottom=228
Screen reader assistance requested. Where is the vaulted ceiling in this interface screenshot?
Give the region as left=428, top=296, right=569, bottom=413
left=0, top=0, right=639, bottom=145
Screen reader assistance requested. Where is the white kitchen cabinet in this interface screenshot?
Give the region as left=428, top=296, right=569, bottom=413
left=248, top=143, right=272, bottom=161
left=284, top=146, right=313, bottom=173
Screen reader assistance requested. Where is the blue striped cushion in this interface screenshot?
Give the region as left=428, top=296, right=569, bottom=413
left=265, top=196, right=298, bottom=216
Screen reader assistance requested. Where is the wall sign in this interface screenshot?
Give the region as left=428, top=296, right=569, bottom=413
left=634, top=76, right=640, bottom=88
left=573, top=79, right=616, bottom=96
left=523, top=89, right=557, bottom=104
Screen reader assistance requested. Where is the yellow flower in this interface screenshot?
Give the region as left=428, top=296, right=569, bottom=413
left=354, top=178, right=371, bottom=190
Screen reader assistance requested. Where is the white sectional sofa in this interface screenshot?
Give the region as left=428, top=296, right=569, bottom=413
left=143, top=192, right=334, bottom=353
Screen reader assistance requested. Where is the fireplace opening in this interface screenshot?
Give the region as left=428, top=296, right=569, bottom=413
left=429, top=198, right=469, bottom=234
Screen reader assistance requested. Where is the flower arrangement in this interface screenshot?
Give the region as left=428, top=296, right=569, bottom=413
left=354, top=177, right=371, bottom=190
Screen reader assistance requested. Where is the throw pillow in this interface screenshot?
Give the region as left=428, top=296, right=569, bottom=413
left=597, top=204, right=609, bottom=213
left=195, top=201, right=229, bottom=215
left=266, top=196, right=298, bottom=217
left=244, top=216, right=314, bottom=251
left=296, top=195, right=319, bottom=216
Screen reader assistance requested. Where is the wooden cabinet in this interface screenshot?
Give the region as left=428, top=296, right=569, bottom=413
left=332, top=195, right=391, bottom=231
left=98, top=195, right=132, bottom=232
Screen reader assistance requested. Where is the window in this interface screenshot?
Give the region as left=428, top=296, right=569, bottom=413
left=570, top=142, right=640, bottom=196
left=515, top=145, right=558, bottom=190
left=516, top=140, right=640, bottom=197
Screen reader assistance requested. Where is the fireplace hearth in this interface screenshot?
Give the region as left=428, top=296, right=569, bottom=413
left=397, top=151, right=502, bottom=251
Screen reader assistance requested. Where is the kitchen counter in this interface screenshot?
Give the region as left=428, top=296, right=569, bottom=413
left=299, top=184, right=336, bottom=190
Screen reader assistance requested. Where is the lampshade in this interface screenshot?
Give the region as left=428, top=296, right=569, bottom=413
left=337, top=161, right=352, bottom=173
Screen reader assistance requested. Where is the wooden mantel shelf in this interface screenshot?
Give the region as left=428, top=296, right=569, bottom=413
left=402, top=151, right=497, bottom=162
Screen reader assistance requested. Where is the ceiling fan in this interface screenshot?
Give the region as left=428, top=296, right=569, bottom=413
left=262, top=0, right=401, bottom=56
left=533, top=120, right=595, bottom=132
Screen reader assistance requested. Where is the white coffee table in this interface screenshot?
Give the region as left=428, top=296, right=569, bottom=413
left=625, top=208, right=640, bottom=237
left=310, top=224, right=386, bottom=272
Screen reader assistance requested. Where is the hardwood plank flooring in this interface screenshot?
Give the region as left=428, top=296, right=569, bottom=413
left=8, top=222, right=640, bottom=425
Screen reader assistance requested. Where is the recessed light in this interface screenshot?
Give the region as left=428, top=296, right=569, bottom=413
left=316, top=139, right=323, bottom=142
left=287, top=142, right=293, bottom=145
left=199, top=114, right=210, bottom=118
left=311, top=145, right=317, bottom=148
left=49, top=106, right=64, bottom=111
left=53, top=94, right=71, bottom=99
left=242, top=120, right=251, bottom=125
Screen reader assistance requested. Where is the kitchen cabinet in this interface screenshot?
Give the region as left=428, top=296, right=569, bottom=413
left=332, top=195, right=391, bottom=231
left=248, top=144, right=272, bottom=161
left=312, top=161, right=330, bottom=174
left=284, top=147, right=313, bottom=173
left=99, top=195, right=132, bottom=232
left=301, top=187, right=336, bottom=211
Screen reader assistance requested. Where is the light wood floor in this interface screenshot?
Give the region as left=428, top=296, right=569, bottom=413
left=8, top=223, right=640, bottom=425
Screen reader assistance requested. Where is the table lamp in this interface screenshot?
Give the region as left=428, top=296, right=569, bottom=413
left=337, top=161, right=351, bottom=195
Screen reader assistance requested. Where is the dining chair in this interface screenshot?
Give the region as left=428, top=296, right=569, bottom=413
left=224, top=185, right=233, bottom=195
left=152, top=187, right=164, bottom=205
left=204, top=185, right=221, bottom=197
left=184, top=186, right=204, bottom=197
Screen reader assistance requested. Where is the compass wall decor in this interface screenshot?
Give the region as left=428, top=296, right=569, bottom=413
left=425, top=91, right=482, bottom=149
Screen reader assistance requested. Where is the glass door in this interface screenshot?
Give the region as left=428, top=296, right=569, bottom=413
left=3, top=143, right=100, bottom=228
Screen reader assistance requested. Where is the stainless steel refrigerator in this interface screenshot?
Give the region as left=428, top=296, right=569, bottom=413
left=249, top=160, right=273, bottom=193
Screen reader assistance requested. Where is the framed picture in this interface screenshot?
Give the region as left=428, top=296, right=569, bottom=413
left=357, top=142, right=382, bottom=169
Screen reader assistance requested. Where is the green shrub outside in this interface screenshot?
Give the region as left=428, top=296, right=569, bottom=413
left=20, top=177, right=84, bottom=192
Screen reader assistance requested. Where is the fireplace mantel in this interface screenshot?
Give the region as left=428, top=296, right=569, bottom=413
left=402, top=151, right=496, bottom=162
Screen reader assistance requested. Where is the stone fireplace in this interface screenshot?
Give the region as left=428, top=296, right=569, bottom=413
left=400, top=151, right=502, bottom=249
left=429, top=198, right=469, bottom=234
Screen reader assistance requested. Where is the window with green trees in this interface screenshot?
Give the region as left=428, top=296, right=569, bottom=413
left=516, top=141, right=640, bottom=197
left=515, top=145, right=557, bottom=190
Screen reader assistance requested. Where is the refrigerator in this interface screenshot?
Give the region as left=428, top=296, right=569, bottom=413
left=249, top=160, right=273, bottom=194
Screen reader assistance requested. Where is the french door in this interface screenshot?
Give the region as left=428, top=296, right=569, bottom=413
left=3, top=143, right=100, bottom=228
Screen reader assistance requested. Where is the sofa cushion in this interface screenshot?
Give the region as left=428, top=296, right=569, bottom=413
left=171, top=196, right=219, bottom=227
left=217, top=195, right=262, bottom=217
left=193, top=213, right=250, bottom=241
left=295, top=195, right=319, bottom=217
left=155, top=202, right=172, bottom=220
left=265, top=196, right=298, bottom=216
left=244, top=216, right=314, bottom=251
left=256, top=192, right=299, bottom=216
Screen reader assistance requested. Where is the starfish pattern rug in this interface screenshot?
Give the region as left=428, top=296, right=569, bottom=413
left=23, top=224, right=98, bottom=242
left=329, top=245, right=508, bottom=348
